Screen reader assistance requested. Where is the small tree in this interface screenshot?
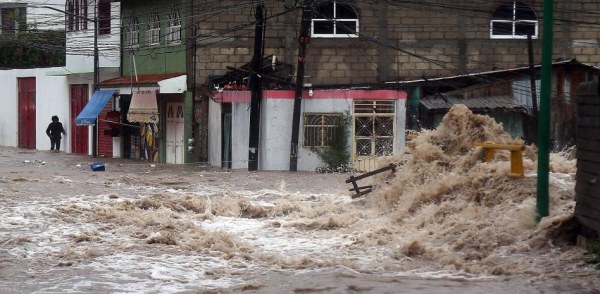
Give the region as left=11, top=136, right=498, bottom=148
left=0, top=29, right=65, bottom=69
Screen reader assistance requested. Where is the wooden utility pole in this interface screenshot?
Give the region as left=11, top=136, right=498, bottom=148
left=248, top=2, right=265, bottom=171
left=289, top=1, right=312, bottom=171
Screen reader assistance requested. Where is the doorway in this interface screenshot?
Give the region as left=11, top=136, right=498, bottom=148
left=18, top=77, right=36, bottom=149
left=70, top=84, right=89, bottom=154
left=166, top=102, right=185, bottom=164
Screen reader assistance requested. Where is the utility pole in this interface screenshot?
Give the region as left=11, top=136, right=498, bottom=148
left=248, top=2, right=266, bottom=171
left=537, top=0, right=554, bottom=221
left=92, top=4, right=99, bottom=158
left=289, top=0, right=313, bottom=171
left=527, top=33, right=538, bottom=144
left=43, top=4, right=99, bottom=157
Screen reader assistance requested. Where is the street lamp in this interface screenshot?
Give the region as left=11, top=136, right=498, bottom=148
left=42, top=4, right=99, bottom=157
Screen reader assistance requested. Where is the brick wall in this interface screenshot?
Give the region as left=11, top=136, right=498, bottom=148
left=193, top=0, right=600, bottom=87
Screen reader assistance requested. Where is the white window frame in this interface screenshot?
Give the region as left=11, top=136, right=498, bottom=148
left=166, top=8, right=181, bottom=44
left=126, top=16, right=139, bottom=49
left=311, top=1, right=359, bottom=38
left=490, top=1, right=538, bottom=39
left=147, top=11, right=160, bottom=46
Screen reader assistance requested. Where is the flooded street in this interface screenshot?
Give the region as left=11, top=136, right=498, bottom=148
left=0, top=107, right=599, bottom=294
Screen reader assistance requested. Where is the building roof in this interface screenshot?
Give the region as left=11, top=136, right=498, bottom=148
left=420, top=95, right=528, bottom=112
left=384, top=59, right=599, bottom=89
left=98, top=73, right=185, bottom=87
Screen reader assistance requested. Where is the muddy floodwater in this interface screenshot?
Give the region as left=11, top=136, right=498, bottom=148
left=0, top=107, right=599, bottom=293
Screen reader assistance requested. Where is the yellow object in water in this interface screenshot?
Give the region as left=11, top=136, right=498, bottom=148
left=473, top=142, right=525, bottom=178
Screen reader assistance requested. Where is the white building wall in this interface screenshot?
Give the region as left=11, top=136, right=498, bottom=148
left=0, top=68, right=69, bottom=150
left=65, top=1, right=121, bottom=72
left=0, top=0, right=64, bottom=30
left=395, top=100, right=407, bottom=152
left=231, top=103, right=251, bottom=169
left=258, top=99, right=294, bottom=171
left=208, top=91, right=407, bottom=171
left=208, top=99, right=222, bottom=167
left=258, top=98, right=355, bottom=171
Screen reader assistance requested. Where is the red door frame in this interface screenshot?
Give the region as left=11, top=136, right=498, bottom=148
left=70, top=84, right=89, bottom=154
left=18, top=77, right=36, bottom=149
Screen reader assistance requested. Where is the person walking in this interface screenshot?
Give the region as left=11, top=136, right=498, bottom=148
left=46, top=115, right=66, bottom=152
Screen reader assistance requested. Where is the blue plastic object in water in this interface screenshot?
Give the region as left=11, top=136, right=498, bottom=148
left=90, top=162, right=106, bottom=171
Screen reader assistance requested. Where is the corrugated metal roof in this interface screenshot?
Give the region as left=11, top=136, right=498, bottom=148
left=420, top=95, right=528, bottom=112
left=98, top=73, right=185, bottom=87
left=385, top=59, right=599, bottom=86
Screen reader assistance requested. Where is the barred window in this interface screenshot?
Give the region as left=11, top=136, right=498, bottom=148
left=147, top=10, right=160, bottom=45
left=490, top=1, right=537, bottom=39
left=353, top=100, right=395, bottom=157
left=166, top=7, right=181, bottom=44
left=65, top=0, right=87, bottom=32
left=125, top=16, right=139, bottom=48
left=98, top=0, right=111, bottom=35
left=303, top=113, right=342, bottom=147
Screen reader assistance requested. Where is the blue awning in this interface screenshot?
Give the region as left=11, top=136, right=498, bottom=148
left=75, top=90, right=116, bottom=126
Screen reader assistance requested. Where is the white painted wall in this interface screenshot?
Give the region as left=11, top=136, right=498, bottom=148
left=231, top=103, right=251, bottom=169
left=208, top=99, right=222, bottom=167
left=65, top=1, right=121, bottom=72
left=208, top=93, right=407, bottom=171
left=0, top=68, right=69, bottom=151
left=0, top=0, right=64, bottom=30
left=258, top=99, right=294, bottom=171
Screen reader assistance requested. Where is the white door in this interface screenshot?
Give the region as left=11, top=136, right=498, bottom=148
left=166, top=102, right=185, bottom=164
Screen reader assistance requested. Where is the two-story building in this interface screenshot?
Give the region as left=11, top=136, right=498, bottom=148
left=0, top=0, right=121, bottom=155
left=97, top=0, right=191, bottom=164
left=189, top=0, right=600, bottom=170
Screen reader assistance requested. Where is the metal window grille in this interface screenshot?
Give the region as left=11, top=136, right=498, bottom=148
left=353, top=100, right=395, bottom=157
left=126, top=16, right=139, bottom=48
left=166, top=8, right=181, bottom=43
left=303, top=113, right=342, bottom=147
left=147, top=11, right=160, bottom=45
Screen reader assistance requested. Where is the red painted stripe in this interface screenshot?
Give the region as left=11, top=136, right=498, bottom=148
left=212, top=89, right=407, bottom=103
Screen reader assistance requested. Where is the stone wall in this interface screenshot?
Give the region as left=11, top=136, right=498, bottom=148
left=192, top=0, right=600, bottom=87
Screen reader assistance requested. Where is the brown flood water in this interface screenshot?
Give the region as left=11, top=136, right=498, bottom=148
left=0, top=106, right=598, bottom=293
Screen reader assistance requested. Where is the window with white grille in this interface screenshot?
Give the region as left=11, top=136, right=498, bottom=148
left=166, top=8, right=181, bottom=44
left=490, top=1, right=538, bottom=39
left=312, top=1, right=358, bottom=38
left=125, top=16, right=139, bottom=48
left=147, top=10, right=160, bottom=46
left=303, top=113, right=342, bottom=147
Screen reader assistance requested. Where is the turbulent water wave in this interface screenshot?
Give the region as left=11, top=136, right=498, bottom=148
left=0, top=105, right=596, bottom=293
left=361, top=104, right=582, bottom=275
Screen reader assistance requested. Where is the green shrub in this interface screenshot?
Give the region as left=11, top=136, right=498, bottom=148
left=312, top=112, right=352, bottom=173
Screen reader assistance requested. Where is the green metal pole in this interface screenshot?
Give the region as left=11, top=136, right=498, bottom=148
left=537, top=0, right=553, bottom=221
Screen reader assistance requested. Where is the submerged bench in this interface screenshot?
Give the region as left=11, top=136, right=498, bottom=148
left=346, top=163, right=397, bottom=198
left=473, top=142, right=525, bottom=178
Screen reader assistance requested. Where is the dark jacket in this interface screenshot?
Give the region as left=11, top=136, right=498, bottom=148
left=46, top=121, right=66, bottom=139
